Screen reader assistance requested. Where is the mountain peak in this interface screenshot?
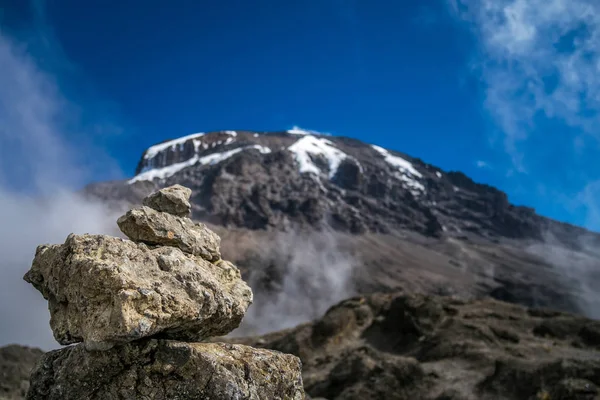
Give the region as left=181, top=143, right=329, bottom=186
left=85, top=129, right=600, bottom=251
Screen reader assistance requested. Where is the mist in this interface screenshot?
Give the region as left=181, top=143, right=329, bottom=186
left=526, top=232, right=600, bottom=320
left=0, top=30, right=123, bottom=349
left=231, top=230, right=356, bottom=337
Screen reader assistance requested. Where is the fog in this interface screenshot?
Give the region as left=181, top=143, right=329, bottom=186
left=526, top=232, right=600, bottom=320
left=0, top=30, right=122, bottom=349
left=232, top=230, right=356, bottom=336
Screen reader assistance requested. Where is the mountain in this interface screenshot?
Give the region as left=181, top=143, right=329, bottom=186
left=83, top=129, right=600, bottom=326
left=86, top=129, right=595, bottom=243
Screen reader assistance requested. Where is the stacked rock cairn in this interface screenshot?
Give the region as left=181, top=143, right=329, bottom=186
left=23, top=185, right=305, bottom=400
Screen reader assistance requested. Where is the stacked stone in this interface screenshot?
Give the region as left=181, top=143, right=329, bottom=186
left=23, top=185, right=305, bottom=400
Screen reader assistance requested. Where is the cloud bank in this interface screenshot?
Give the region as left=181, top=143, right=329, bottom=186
left=451, top=0, right=600, bottom=149
left=232, top=230, right=355, bottom=337
left=0, top=26, right=123, bottom=349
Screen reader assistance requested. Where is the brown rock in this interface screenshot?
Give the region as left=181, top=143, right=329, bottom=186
left=23, top=234, right=252, bottom=350
left=26, top=340, right=305, bottom=400
left=143, top=184, right=192, bottom=217
left=117, top=206, right=221, bottom=262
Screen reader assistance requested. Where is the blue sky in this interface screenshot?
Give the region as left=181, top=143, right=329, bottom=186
left=2, top=0, right=600, bottom=230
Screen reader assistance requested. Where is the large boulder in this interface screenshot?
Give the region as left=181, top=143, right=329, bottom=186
left=26, top=340, right=305, bottom=400
left=24, top=234, right=252, bottom=350
left=117, top=206, right=221, bottom=262
left=143, top=184, right=192, bottom=217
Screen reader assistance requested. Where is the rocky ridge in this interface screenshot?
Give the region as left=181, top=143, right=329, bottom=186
left=86, top=129, right=600, bottom=248
left=230, top=291, right=600, bottom=400
left=22, top=185, right=304, bottom=399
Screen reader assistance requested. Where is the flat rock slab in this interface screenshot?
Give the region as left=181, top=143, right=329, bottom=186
left=118, top=206, right=221, bottom=262
left=26, top=340, right=305, bottom=400
left=24, top=234, right=252, bottom=350
left=143, top=184, right=192, bottom=217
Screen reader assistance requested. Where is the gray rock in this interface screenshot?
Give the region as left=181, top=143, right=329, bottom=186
left=143, top=184, right=192, bottom=217
left=26, top=340, right=305, bottom=400
left=0, top=345, right=44, bottom=400
left=117, top=206, right=221, bottom=262
left=23, top=234, right=252, bottom=350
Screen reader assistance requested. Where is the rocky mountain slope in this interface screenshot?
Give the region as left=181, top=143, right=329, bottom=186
left=86, top=129, right=599, bottom=245
left=84, top=129, right=600, bottom=323
left=229, top=291, right=600, bottom=400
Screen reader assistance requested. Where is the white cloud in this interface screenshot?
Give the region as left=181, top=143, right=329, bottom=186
left=450, top=0, right=600, bottom=169
left=0, top=17, right=123, bottom=349
left=476, top=160, right=492, bottom=169
left=449, top=0, right=600, bottom=231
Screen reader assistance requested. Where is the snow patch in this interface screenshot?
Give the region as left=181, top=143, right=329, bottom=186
left=144, top=132, right=205, bottom=160
left=371, top=145, right=422, bottom=178
left=223, top=130, right=237, bottom=137
left=287, top=126, right=330, bottom=136
left=193, top=139, right=202, bottom=153
left=371, top=144, right=425, bottom=195
left=130, top=145, right=271, bottom=183
left=436, top=171, right=442, bottom=178
left=398, top=174, right=426, bottom=195
left=253, top=133, right=259, bottom=138
left=288, top=136, right=347, bottom=178
left=287, top=127, right=310, bottom=135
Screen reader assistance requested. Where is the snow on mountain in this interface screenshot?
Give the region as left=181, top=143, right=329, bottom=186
left=288, top=135, right=348, bottom=179
left=86, top=128, right=600, bottom=253
left=144, top=132, right=206, bottom=160
left=130, top=145, right=271, bottom=183
left=371, top=145, right=421, bottom=177
left=287, top=127, right=312, bottom=135
left=286, top=126, right=331, bottom=136
left=371, top=144, right=425, bottom=195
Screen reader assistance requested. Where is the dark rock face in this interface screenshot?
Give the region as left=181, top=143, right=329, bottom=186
left=0, top=345, right=43, bottom=400
left=84, top=130, right=600, bottom=248
left=230, top=292, right=600, bottom=400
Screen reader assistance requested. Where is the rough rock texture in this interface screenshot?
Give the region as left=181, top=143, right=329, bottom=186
left=23, top=234, right=252, bottom=350
left=143, top=184, right=192, bottom=217
left=26, top=340, right=304, bottom=400
left=230, top=291, right=600, bottom=400
left=0, top=345, right=43, bottom=400
left=117, top=206, right=221, bottom=262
